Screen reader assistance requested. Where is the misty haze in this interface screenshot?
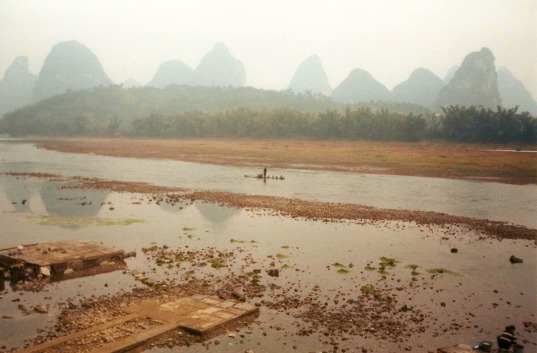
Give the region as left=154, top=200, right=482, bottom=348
left=0, top=2, right=536, bottom=353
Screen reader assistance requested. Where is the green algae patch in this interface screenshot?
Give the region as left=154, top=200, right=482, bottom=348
left=426, top=268, right=461, bottom=276
left=270, top=283, right=281, bottom=290
left=142, top=245, right=159, bottom=253
left=230, top=238, right=258, bottom=244
left=210, top=257, right=225, bottom=268
left=182, top=227, right=195, bottom=231
left=360, top=284, right=376, bottom=295
left=37, top=215, right=144, bottom=227
left=276, top=253, right=289, bottom=259
left=405, top=264, right=420, bottom=276
left=336, top=268, right=350, bottom=274
left=249, top=273, right=262, bottom=284
left=331, top=262, right=347, bottom=268
left=379, top=257, right=400, bottom=267
left=364, top=263, right=377, bottom=271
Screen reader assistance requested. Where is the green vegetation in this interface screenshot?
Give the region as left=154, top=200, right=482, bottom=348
left=37, top=215, right=144, bottom=227
left=426, top=268, right=461, bottom=276
left=209, top=257, right=225, bottom=268
left=379, top=257, right=400, bottom=267
left=230, top=238, right=257, bottom=244
left=360, top=284, right=377, bottom=295
left=336, top=268, right=350, bottom=274
left=404, top=264, right=420, bottom=276
left=1, top=84, right=534, bottom=144
left=142, top=245, right=159, bottom=253
left=250, top=273, right=262, bottom=284
left=437, top=105, right=536, bottom=143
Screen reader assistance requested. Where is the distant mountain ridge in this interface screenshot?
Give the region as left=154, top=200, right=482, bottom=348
left=194, top=43, right=245, bottom=87
left=390, top=68, right=445, bottom=107
left=33, top=41, right=113, bottom=102
left=288, top=55, right=332, bottom=96
left=331, top=68, right=389, bottom=103
left=435, top=47, right=501, bottom=109
left=497, top=67, right=537, bottom=115
left=1, top=42, right=536, bottom=116
left=0, top=56, right=36, bottom=117
left=146, top=60, right=194, bottom=88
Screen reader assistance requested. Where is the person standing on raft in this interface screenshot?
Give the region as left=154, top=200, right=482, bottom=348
left=263, top=166, right=267, bottom=181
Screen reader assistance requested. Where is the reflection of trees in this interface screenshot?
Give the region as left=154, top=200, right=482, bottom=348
left=0, top=176, right=34, bottom=212
left=157, top=199, right=186, bottom=214
left=195, top=202, right=240, bottom=224
left=39, top=181, right=108, bottom=217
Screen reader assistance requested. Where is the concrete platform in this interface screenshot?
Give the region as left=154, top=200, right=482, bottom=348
left=0, top=241, right=126, bottom=279
left=124, top=294, right=258, bottom=335
left=14, top=295, right=259, bottom=353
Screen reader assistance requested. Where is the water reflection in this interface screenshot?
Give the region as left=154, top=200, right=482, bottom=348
left=195, top=202, right=241, bottom=223
left=40, top=182, right=109, bottom=217
left=0, top=139, right=536, bottom=227
left=0, top=176, right=110, bottom=220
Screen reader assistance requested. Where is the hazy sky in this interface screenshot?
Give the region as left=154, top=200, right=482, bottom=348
left=1, top=0, right=536, bottom=98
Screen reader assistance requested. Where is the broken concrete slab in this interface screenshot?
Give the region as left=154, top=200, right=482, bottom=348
left=13, top=295, right=259, bottom=353
left=0, top=241, right=127, bottom=281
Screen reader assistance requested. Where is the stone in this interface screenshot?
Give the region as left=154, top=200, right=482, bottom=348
left=497, top=67, right=537, bottom=115
left=146, top=60, right=195, bottom=88
left=509, top=255, right=523, bottom=264
left=194, top=43, right=245, bottom=87
left=332, top=68, right=390, bottom=103
left=288, top=54, right=332, bottom=96
left=33, top=41, right=113, bottom=102
left=34, top=304, right=49, bottom=314
left=0, top=56, right=37, bottom=117
left=435, top=47, right=501, bottom=109
left=391, top=68, right=445, bottom=107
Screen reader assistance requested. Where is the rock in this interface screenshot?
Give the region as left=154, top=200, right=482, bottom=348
left=332, top=68, right=390, bottom=103
left=390, top=68, right=445, bottom=107
left=34, top=304, right=49, bottom=314
left=33, top=41, right=113, bottom=102
left=40, top=266, right=51, bottom=277
left=0, top=56, right=37, bottom=117
left=497, top=67, right=537, bottom=115
left=509, top=255, right=523, bottom=264
left=194, top=43, right=245, bottom=87
left=288, top=54, right=332, bottom=96
left=146, top=60, right=195, bottom=88
left=450, top=248, right=458, bottom=253
left=435, top=47, right=501, bottom=109
left=267, top=269, right=279, bottom=277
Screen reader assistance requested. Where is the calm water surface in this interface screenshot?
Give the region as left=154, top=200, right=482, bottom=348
left=0, top=139, right=536, bottom=353
left=0, top=139, right=535, bottom=227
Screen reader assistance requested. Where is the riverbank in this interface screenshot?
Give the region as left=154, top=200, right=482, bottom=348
left=38, top=138, right=537, bottom=185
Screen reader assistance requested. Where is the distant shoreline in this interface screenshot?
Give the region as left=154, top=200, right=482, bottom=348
left=36, top=137, right=537, bottom=185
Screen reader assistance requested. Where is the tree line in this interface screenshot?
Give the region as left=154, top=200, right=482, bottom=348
left=0, top=85, right=535, bottom=143
left=126, top=105, right=536, bottom=143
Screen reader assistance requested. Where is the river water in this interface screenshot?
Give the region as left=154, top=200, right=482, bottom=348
left=0, top=139, right=536, bottom=353
left=1, top=139, right=536, bottom=227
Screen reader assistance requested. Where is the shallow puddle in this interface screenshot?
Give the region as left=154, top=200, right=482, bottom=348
left=0, top=176, right=535, bottom=352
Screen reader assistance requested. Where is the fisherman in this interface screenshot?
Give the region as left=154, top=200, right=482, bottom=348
left=497, top=325, right=517, bottom=352
left=263, top=166, right=267, bottom=180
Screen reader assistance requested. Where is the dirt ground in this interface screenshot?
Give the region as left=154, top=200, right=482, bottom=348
left=38, top=138, right=537, bottom=184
